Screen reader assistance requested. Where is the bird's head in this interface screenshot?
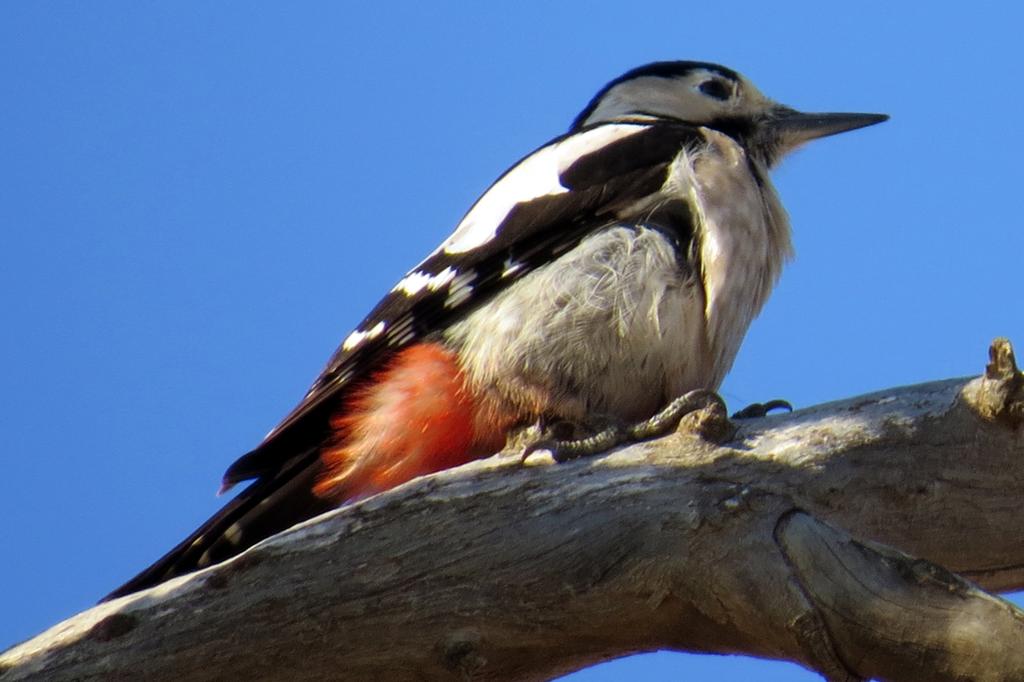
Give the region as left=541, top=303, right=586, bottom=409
left=571, top=61, right=887, bottom=167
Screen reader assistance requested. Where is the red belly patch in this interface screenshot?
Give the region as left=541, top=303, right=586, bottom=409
left=314, top=343, right=509, bottom=500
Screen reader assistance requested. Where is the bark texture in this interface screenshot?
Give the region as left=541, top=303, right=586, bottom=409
left=3, top=339, right=1024, bottom=682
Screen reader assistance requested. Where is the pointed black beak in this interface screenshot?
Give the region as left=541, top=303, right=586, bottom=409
left=767, top=108, right=888, bottom=152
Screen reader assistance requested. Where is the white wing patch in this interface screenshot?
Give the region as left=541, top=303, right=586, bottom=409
left=342, top=320, right=387, bottom=351
left=435, top=124, right=650, bottom=256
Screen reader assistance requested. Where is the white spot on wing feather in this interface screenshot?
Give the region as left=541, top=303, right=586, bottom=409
left=427, top=266, right=457, bottom=291
left=342, top=320, right=387, bottom=351
left=444, top=270, right=476, bottom=308
left=392, top=266, right=459, bottom=297
left=386, top=317, right=416, bottom=346
left=392, top=270, right=432, bottom=296
left=501, top=257, right=524, bottom=278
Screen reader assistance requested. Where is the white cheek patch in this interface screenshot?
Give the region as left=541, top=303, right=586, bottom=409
left=435, top=124, right=649, bottom=256
left=342, top=320, right=387, bottom=351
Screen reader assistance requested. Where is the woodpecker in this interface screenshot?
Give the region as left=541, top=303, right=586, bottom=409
left=105, top=61, right=886, bottom=600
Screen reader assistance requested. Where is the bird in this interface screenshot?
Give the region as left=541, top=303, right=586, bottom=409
left=104, top=60, right=887, bottom=600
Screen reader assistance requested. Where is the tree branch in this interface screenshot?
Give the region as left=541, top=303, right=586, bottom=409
left=4, top=340, right=1024, bottom=681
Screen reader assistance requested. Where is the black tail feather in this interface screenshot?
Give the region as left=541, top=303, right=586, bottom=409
left=102, top=449, right=335, bottom=601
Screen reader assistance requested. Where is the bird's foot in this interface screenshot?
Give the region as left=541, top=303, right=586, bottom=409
left=730, top=399, right=793, bottom=420
left=522, top=389, right=727, bottom=463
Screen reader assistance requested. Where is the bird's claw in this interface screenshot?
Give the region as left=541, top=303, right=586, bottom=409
left=730, top=399, right=793, bottom=420
left=522, top=426, right=628, bottom=463
left=522, top=389, right=725, bottom=462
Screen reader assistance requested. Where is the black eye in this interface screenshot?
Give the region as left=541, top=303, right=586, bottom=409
left=698, top=79, right=732, bottom=101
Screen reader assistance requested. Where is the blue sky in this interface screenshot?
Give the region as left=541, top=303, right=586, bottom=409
left=3, top=3, right=1022, bottom=679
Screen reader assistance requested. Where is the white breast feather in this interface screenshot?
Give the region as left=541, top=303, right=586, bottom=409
left=673, top=129, right=792, bottom=387
left=446, top=226, right=706, bottom=422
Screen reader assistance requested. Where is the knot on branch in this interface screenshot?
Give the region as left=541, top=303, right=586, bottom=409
left=962, top=337, right=1024, bottom=429
left=439, top=628, right=487, bottom=677
left=775, top=510, right=1024, bottom=682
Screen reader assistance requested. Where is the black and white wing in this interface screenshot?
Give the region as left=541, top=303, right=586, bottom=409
left=224, top=120, right=705, bottom=484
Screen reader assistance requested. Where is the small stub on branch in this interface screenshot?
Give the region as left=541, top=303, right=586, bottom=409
left=986, top=337, right=1020, bottom=380
left=961, top=337, right=1024, bottom=429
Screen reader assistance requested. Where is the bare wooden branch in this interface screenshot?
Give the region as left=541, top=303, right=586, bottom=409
left=4, top=340, right=1024, bottom=681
